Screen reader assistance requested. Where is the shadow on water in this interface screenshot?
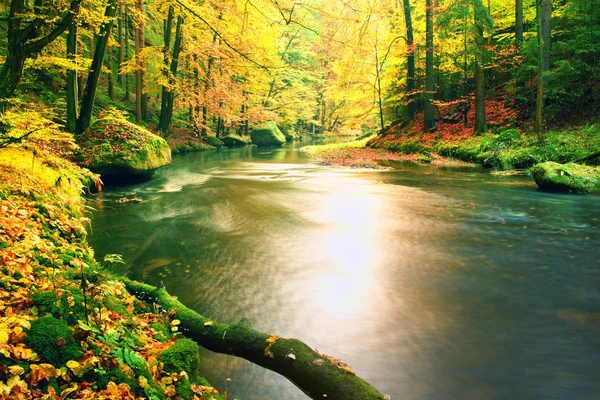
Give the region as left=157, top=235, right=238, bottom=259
left=88, top=141, right=600, bottom=400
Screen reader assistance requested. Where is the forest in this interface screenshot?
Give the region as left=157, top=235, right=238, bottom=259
left=0, top=0, right=599, bottom=399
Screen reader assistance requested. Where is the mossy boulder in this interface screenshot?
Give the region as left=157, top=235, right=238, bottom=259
left=531, top=161, right=600, bottom=194
left=221, top=134, right=251, bottom=148
left=24, top=316, right=82, bottom=366
left=160, top=338, right=201, bottom=380
left=78, top=118, right=172, bottom=182
left=204, top=136, right=224, bottom=148
left=250, top=121, right=286, bottom=147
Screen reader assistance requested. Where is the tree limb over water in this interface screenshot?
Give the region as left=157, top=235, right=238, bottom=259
left=122, top=278, right=385, bottom=400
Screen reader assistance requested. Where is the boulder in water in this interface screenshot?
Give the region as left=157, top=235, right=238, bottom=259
left=531, top=161, right=600, bottom=194
left=78, top=118, right=171, bottom=183
left=221, top=134, right=251, bottom=148
left=250, top=121, right=286, bottom=147
left=204, top=136, right=225, bottom=148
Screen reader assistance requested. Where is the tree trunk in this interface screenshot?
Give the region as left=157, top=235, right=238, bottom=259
left=117, top=4, right=124, bottom=85
left=403, top=0, right=416, bottom=121
left=66, top=21, right=78, bottom=133
left=515, top=0, right=523, bottom=45
left=536, top=0, right=545, bottom=144
left=76, top=0, right=118, bottom=134
left=0, top=0, right=82, bottom=100
left=139, top=0, right=148, bottom=122
left=474, top=8, right=487, bottom=134
left=541, top=0, right=552, bottom=71
left=158, top=6, right=174, bottom=134
left=124, top=9, right=130, bottom=101
left=423, top=0, right=436, bottom=133
left=123, top=279, right=385, bottom=400
left=159, top=14, right=183, bottom=135
left=134, top=0, right=143, bottom=122
left=107, top=42, right=114, bottom=100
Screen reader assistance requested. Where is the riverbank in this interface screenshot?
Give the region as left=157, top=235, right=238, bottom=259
left=0, top=144, right=221, bottom=398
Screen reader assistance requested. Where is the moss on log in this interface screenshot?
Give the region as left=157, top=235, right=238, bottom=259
left=122, top=278, right=385, bottom=400
left=531, top=161, right=600, bottom=194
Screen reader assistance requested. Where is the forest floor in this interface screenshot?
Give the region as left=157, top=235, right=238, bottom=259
left=305, top=100, right=600, bottom=171
left=0, top=141, right=221, bottom=399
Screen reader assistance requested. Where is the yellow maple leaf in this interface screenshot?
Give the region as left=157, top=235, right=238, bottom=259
left=264, top=335, right=280, bottom=358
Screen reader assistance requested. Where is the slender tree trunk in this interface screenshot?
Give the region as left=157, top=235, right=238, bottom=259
left=541, top=0, right=552, bottom=71
left=134, top=0, right=142, bottom=122
left=124, top=9, right=130, bottom=101
left=117, top=4, right=124, bottom=85
left=403, top=0, right=416, bottom=121
left=536, top=0, right=545, bottom=144
left=138, top=0, right=148, bottom=121
left=515, top=0, right=523, bottom=45
left=375, top=45, right=385, bottom=132
left=158, top=6, right=174, bottom=134
left=159, top=15, right=183, bottom=135
left=66, top=22, right=78, bottom=133
left=107, top=43, right=114, bottom=100
left=423, top=0, right=436, bottom=133
left=76, top=0, right=118, bottom=134
left=474, top=8, right=487, bottom=134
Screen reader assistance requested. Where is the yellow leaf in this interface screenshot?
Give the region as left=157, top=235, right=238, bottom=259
left=60, top=382, right=78, bottom=398
left=170, top=319, right=181, bottom=326
left=203, top=321, right=214, bottom=327
left=139, top=375, right=148, bottom=388
left=0, top=330, right=8, bottom=345
left=264, top=335, right=280, bottom=359
left=7, top=365, right=24, bottom=376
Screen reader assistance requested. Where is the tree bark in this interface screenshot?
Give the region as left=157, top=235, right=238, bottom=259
left=66, top=21, right=78, bottom=133
left=0, top=0, right=83, bottom=100
left=124, top=9, right=130, bottom=101
left=541, top=0, right=552, bottom=71
left=134, top=0, right=143, bottom=122
left=474, top=6, right=487, bottom=134
left=107, top=42, right=114, bottom=100
left=159, top=14, right=184, bottom=135
left=536, top=0, right=545, bottom=144
left=117, top=4, right=124, bottom=85
left=158, top=5, right=174, bottom=134
left=76, top=0, right=118, bottom=134
left=122, top=278, right=385, bottom=400
left=423, top=0, right=436, bottom=133
left=515, top=0, right=523, bottom=45
left=403, top=0, right=416, bottom=121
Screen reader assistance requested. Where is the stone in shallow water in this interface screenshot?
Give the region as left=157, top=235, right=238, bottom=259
left=531, top=161, right=600, bottom=194
left=250, top=121, right=286, bottom=147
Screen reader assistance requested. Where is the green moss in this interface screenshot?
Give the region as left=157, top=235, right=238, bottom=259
left=250, top=121, right=286, bottom=147
left=221, top=134, right=251, bottom=148
left=24, top=316, right=82, bottom=366
left=531, top=161, right=600, bottom=194
left=204, top=136, right=224, bottom=148
left=150, top=322, right=170, bottom=342
left=160, top=338, right=201, bottom=380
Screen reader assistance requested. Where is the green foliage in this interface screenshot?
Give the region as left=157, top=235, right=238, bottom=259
left=30, top=289, right=88, bottom=325
left=24, top=316, right=82, bottom=366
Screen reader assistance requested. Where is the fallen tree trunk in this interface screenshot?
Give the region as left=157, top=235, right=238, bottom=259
left=122, top=278, right=385, bottom=400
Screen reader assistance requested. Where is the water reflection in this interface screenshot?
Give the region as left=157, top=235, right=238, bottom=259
left=88, top=144, right=600, bottom=400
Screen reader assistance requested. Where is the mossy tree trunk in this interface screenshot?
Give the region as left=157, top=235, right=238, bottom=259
left=76, top=0, right=118, bottom=134
left=123, top=278, right=385, bottom=400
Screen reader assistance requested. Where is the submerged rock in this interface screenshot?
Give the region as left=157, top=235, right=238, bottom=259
left=221, top=134, right=251, bottom=147
left=531, top=161, right=600, bottom=194
left=250, top=121, right=286, bottom=147
left=78, top=118, right=171, bottom=183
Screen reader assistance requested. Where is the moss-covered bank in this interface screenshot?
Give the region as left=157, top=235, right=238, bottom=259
left=0, top=144, right=221, bottom=399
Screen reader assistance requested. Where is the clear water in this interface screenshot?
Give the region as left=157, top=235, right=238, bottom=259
left=88, top=142, right=600, bottom=400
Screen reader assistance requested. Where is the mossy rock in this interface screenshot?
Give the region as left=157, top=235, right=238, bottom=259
left=160, top=338, right=200, bottom=381
left=250, top=121, right=286, bottom=147
left=78, top=118, right=172, bottom=183
left=31, top=289, right=89, bottom=325
left=221, top=134, right=251, bottom=148
left=531, top=161, right=600, bottom=194
left=204, top=136, right=224, bottom=148
left=24, top=316, right=82, bottom=366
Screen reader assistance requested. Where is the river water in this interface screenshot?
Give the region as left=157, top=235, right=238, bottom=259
left=88, top=142, right=600, bottom=400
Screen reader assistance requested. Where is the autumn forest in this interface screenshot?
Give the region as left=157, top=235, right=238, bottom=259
left=0, top=0, right=599, bottom=399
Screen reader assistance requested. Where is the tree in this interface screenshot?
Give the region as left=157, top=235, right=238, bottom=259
left=76, top=0, right=119, bottom=134
left=0, top=0, right=83, bottom=100
left=473, top=0, right=492, bottom=134
left=158, top=10, right=184, bottom=135
left=66, top=21, right=78, bottom=133
left=423, top=0, right=436, bottom=133
left=403, top=0, right=416, bottom=121
left=515, top=0, right=523, bottom=45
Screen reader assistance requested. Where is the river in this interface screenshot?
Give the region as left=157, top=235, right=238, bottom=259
left=88, top=141, right=600, bottom=400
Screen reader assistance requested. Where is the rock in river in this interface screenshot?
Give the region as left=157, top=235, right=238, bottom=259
left=531, top=161, right=600, bottom=194
left=78, top=118, right=171, bottom=183
left=250, top=121, right=286, bottom=147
